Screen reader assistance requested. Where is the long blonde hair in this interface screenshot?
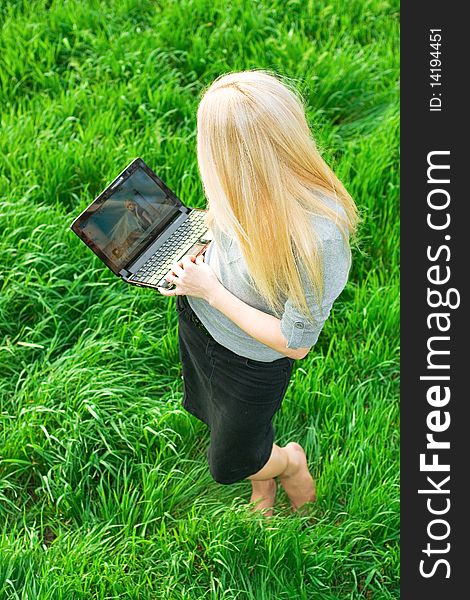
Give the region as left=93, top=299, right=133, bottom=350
left=196, top=69, right=359, bottom=320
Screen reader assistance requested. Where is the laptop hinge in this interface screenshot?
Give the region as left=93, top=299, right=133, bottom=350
left=119, top=268, right=131, bottom=278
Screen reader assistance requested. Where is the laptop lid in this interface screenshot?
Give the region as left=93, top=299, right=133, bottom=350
left=70, top=158, right=187, bottom=276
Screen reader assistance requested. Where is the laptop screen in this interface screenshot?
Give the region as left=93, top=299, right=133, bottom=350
left=73, top=164, right=182, bottom=274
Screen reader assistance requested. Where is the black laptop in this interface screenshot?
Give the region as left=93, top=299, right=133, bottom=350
left=70, top=158, right=213, bottom=290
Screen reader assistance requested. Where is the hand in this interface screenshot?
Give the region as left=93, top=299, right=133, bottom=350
left=157, top=253, right=222, bottom=301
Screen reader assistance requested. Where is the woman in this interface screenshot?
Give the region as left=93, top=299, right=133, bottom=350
left=157, top=70, right=359, bottom=517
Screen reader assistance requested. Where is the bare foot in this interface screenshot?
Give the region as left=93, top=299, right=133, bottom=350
left=279, top=442, right=316, bottom=512
left=249, top=478, right=277, bottom=517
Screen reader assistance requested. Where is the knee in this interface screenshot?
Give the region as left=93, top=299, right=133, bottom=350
left=208, top=449, right=254, bottom=485
left=208, top=460, right=238, bottom=485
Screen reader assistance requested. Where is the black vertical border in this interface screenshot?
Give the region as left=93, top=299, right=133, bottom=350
left=401, top=3, right=467, bottom=597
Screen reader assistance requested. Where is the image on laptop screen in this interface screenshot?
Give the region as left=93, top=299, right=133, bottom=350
left=78, top=167, right=179, bottom=271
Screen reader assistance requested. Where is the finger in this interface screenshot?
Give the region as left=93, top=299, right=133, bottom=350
left=157, top=286, right=176, bottom=296
left=157, top=286, right=181, bottom=296
left=169, top=263, right=185, bottom=277
left=195, top=254, right=205, bottom=264
left=181, top=255, right=194, bottom=268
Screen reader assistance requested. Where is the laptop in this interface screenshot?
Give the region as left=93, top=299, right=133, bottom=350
left=70, top=157, right=213, bottom=290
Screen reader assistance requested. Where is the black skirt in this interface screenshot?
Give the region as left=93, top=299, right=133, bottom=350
left=176, top=293, right=294, bottom=485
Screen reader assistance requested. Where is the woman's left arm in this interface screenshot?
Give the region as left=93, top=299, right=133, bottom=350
left=157, top=255, right=310, bottom=360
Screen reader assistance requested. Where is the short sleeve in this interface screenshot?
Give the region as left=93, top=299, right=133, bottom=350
left=279, top=237, right=352, bottom=349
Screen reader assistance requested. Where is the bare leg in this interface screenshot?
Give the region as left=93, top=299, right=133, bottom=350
left=278, top=442, right=316, bottom=511
left=246, top=443, right=316, bottom=512
left=247, top=444, right=289, bottom=480
left=249, top=479, right=277, bottom=517
left=245, top=444, right=286, bottom=517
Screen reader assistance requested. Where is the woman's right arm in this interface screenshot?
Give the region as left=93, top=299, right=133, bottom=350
left=207, top=283, right=311, bottom=360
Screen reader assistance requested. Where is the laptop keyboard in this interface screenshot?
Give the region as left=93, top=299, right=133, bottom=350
left=129, top=210, right=207, bottom=286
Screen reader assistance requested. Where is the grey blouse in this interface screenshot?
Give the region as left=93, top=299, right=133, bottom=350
left=187, top=196, right=352, bottom=362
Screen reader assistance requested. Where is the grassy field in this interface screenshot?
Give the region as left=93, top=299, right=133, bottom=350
left=0, top=0, right=399, bottom=598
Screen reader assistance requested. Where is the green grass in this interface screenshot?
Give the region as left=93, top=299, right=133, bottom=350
left=0, top=0, right=399, bottom=598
